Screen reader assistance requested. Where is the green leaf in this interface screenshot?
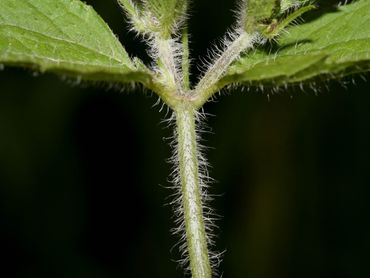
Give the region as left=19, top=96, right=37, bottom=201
left=118, top=0, right=188, bottom=37
left=243, top=0, right=281, bottom=33
left=281, top=0, right=307, bottom=11
left=262, top=5, right=316, bottom=39
left=223, top=0, right=370, bottom=87
left=144, top=0, right=187, bottom=23
left=0, top=0, right=151, bottom=84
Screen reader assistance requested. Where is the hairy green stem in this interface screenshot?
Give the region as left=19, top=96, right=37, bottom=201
left=176, top=104, right=212, bottom=278
left=182, top=26, right=191, bottom=91
left=155, top=36, right=181, bottom=93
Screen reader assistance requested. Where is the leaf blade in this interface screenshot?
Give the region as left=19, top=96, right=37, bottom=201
left=224, top=0, right=370, bottom=87
left=0, top=0, right=150, bottom=84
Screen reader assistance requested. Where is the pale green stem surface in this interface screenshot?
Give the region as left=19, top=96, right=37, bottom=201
left=176, top=104, right=212, bottom=278
left=155, top=36, right=180, bottom=93
left=182, top=26, right=191, bottom=91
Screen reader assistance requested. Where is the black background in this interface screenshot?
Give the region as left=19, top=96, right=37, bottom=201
left=1, top=0, right=369, bottom=277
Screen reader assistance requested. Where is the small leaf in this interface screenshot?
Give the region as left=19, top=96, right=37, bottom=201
left=281, top=0, right=307, bottom=11
left=119, top=0, right=188, bottom=37
left=262, top=5, right=316, bottom=39
left=243, top=0, right=281, bottom=33
left=0, top=0, right=151, bottom=84
left=118, top=0, right=139, bottom=17
left=223, top=0, right=370, bottom=87
left=145, top=0, right=188, bottom=37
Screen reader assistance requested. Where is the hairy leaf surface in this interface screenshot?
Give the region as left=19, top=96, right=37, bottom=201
left=223, top=0, right=370, bottom=87
left=0, top=0, right=150, bottom=84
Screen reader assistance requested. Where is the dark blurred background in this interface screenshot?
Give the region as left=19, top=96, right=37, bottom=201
left=1, top=0, right=369, bottom=277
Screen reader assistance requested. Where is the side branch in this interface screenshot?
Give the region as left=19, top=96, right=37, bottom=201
left=192, top=31, right=259, bottom=108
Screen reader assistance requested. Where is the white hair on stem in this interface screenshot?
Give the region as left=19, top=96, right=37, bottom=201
left=163, top=106, right=223, bottom=277
left=149, top=35, right=184, bottom=93
left=193, top=28, right=261, bottom=108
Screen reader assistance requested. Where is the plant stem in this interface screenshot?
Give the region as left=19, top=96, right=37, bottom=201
left=155, top=36, right=182, bottom=93
left=175, top=104, right=212, bottom=278
left=182, top=26, right=191, bottom=91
